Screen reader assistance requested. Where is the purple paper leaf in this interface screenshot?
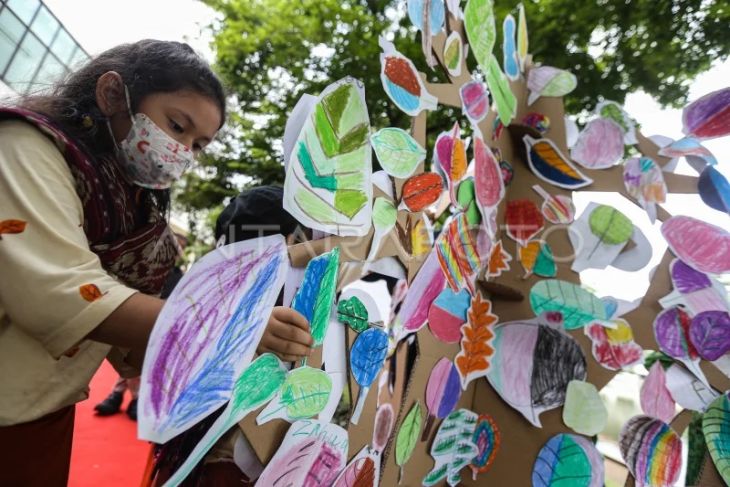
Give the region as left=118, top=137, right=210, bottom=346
left=426, top=358, right=463, bottom=419
left=671, top=259, right=713, bottom=294
left=689, top=311, right=730, bottom=361
left=653, top=306, right=697, bottom=360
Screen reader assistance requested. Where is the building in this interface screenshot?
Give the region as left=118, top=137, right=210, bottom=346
left=0, top=0, right=89, bottom=96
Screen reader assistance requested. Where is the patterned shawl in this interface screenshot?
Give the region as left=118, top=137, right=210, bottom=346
left=0, top=107, right=176, bottom=294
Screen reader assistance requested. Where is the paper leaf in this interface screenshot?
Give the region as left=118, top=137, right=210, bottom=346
left=527, top=66, right=577, bottom=105
left=283, top=78, right=372, bottom=236
left=434, top=123, right=469, bottom=202
left=533, top=434, right=604, bottom=487
left=619, top=415, right=682, bottom=487
left=486, top=318, right=587, bottom=427
left=502, top=14, right=519, bottom=80
left=395, top=248, right=447, bottom=334
left=703, top=392, right=730, bottom=485
left=469, top=414, right=500, bottom=480
left=699, top=165, right=730, bottom=216
left=519, top=240, right=556, bottom=278
left=595, top=100, right=637, bottom=144
left=505, top=199, right=544, bottom=246
left=570, top=117, right=625, bottom=169
left=455, top=294, right=498, bottom=389
left=517, top=3, right=528, bottom=72
left=456, top=178, right=481, bottom=226
left=588, top=205, right=633, bottom=246
left=487, top=240, right=511, bottom=277
left=337, top=296, right=369, bottom=333
left=402, top=172, right=444, bottom=212
left=665, top=363, right=718, bottom=412
left=524, top=135, right=593, bottom=189
left=485, top=54, right=517, bottom=125
left=429, top=287, right=471, bottom=344
left=563, top=380, right=607, bottom=436
left=372, top=402, right=395, bottom=453
left=532, top=185, right=575, bottom=224
left=139, top=236, right=287, bottom=443
left=333, top=448, right=378, bottom=487
left=474, top=134, right=505, bottom=227
left=256, top=421, right=348, bottom=487
left=407, top=0, right=445, bottom=33
left=623, top=157, right=667, bottom=223
left=640, top=362, right=676, bottom=423
left=423, top=409, right=479, bottom=487
left=459, top=80, right=489, bottom=124
left=464, top=0, right=496, bottom=72
left=0, top=219, right=26, bottom=238
left=689, top=310, right=730, bottom=361
left=370, top=127, right=426, bottom=179
left=662, top=258, right=730, bottom=315
left=585, top=319, right=643, bottom=371
left=350, top=328, right=389, bottom=424
left=436, top=214, right=481, bottom=293
left=443, top=31, right=464, bottom=77
left=653, top=306, right=698, bottom=360
left=682, top=86, right=730, bottom=140
left=426, top=358, right=463, bottom=421
left=662, top=216, right=730, bottom=275
left=658, top=135, right=718, bottom=166
left=395, top=402, right=423, bottom=476
left=530, top=280, right=606, bottom=330
left=163, top=353, right=287, bottom=485
left=379, top=37, right=438, bottom=116
left=257, top=366, right=332, bottom=424
left=351, top=328, right=389, bottom=388
left=292, top=246, right=340, bottom=346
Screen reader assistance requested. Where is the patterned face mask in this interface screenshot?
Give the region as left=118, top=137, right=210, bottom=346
left=107, top=86, right=194, bottom=189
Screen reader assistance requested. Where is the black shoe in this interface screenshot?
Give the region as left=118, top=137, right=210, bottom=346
left=94, top=391, right=123, bottom=416
left=127, top=398, right=137, bottom=421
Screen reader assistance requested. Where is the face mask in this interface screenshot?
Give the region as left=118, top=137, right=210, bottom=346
left=107, top=86, right=194, bottom=189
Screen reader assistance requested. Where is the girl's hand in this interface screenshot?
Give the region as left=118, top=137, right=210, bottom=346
left=256, top=307, right=313, bottom=362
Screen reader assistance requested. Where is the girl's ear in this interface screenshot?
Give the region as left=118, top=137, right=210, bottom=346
left=96, top=71, right=127, bottom=117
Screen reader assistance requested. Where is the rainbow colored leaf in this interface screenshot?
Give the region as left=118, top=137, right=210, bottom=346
left=524, top=135, right=593, bottom=189
left=619, top=415, right=682, bottom=487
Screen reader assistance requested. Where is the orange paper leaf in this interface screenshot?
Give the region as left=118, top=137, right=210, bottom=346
left=455, top=294, right=498, bottom=389
left=0, top=219, right=27, bottom=238
left=487, top=240, right=512, bottom=277
left=79, top=284, right=105, bottom=302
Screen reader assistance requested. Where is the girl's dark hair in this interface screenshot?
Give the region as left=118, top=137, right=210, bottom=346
left=19, top=39, right=227, bottom=214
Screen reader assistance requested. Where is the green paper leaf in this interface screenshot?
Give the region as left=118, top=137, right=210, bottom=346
left=423, top=408, right=478, bottom=487
left=529, top=279, right=607, bottom=330
left=703, top=393, right=730, bottom=485
left=311, top=247, right=340, bottom=345
left=588, top=205, right=633, bottom=245
left=370, top=127, right=426, bottom=179
left=337, top=296, right=369, bottom=333
left=486, top=54, right=516, bottom=126
left=279, top=366, right=333, bottom=419
left=464, top=0, right=496, bottom=72
left=396, top=402, right=423, bottom=469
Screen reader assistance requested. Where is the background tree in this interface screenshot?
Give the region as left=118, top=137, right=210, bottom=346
left=176, top=0, right=728, bottom=238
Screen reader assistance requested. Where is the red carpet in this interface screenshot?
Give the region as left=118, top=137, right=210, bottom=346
left=69, top=361, right=150, bottom=487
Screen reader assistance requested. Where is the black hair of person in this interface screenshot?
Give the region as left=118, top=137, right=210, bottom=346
left=215, top=186, right=301, bottom=243
left=18, top=39, right=227, bottom=215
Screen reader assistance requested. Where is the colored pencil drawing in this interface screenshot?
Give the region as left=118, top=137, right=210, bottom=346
left=256, top=366, right=333, bottom=424
left=370, top=127, right=426, bottom=179
left=584, top=318, right=643, bottom=371
left=523, top=135, right=593, bottom=189
left=640, top=362, right=675, bottom=423
left=485, top=315, right=587, bottom=427
left=570, top=117, right=625, bottom=169
left=531, top=185, right=574, bottom=224
left=423, top=358, right=462, bottom=440
left=502, top=14, right=519, bottom=80
left=661, top=215, right=730, bottom=275
left=619, top=416, right=682, bottom=487
left=350, top=328, right=389, bottom=424
left=563, top=380, right=607, bottom=436
left=380, top=37, right=438, bottom=116
left=422, top=408, right=478, bottom=487
left=682, top=86, right=730, bottom=140
left=428, top=287, right=471, bottom=344
left=257, top=420, right=349, bottom=487
left=623, top=156, right=667, bottom=223
left=455, top=294, right=497, bottom=389
left=436, top=213, right=481, bottom=294
left=283, top=77, right=372, bottom=237
left=660, top=258, right=730, bottom=315
left=395, top=402, right=423, bottom=483
left=702, top=392, right=730, bottom=485
left=529, top=279, right=607, bottom=330
left=469, top=414, right=500, bottom=480
left=533, top=433, right=604, bottom=487
left=139, top=235, right=288, bottom=443
left=527, top=65, right=577, bottom=105
left=163, top=354, right=287, bottom=486
left=443, top=31, right=464, bottom=77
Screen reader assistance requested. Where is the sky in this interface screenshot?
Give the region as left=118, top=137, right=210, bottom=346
left=44, top=1, right=729, bottom=298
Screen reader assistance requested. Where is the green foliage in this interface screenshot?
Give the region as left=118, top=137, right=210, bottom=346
left=180, top=0, right=728, bottom=218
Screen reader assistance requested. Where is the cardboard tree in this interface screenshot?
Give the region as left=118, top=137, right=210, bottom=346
left=232, top=3, right=730, bottom=487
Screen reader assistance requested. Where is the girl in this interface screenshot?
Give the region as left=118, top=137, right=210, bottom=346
left=0, top=40, right=312, bottom=486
